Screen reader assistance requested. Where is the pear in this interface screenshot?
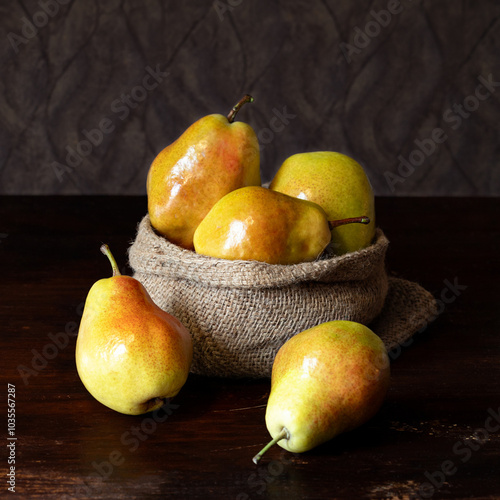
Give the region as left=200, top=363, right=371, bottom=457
left=270, top=152, right=376, bottom=255
left=192, top=186, right=370, bottom=265
left=75, top=245, right=193, bottom=415
left=147, top=95, right=261, bottom=250
left=252, top=320, right=390, bottom=463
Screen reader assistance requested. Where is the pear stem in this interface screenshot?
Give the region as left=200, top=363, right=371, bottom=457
left=100, top=244, right=121, bottom=277
left=252, top=428, right=289, bottom=464
left=227, top=94, right=254, bottom=123
left=328, top=216, right=370, bottom=231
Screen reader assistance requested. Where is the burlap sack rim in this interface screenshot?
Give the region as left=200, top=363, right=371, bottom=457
left=129, top=214, right=389, bottom=288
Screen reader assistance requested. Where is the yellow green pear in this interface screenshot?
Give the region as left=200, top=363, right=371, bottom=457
left=253, top=321, right=390, bottom=463
left=75, top=245, right=193, bottom=415
left=193, top=186, right=370, bottom=265
left=147, top=95, right=261, bottom=250
left=270, top=152, right=376, bottom=255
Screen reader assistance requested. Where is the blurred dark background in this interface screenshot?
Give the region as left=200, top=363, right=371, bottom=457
left=1, top=0, right=498, bottom=195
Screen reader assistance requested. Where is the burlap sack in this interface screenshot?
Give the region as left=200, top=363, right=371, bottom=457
left=128, top=215, right=437, bottom=378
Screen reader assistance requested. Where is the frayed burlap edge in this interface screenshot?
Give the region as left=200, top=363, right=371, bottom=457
left=370, top=276, right=438, bottom=352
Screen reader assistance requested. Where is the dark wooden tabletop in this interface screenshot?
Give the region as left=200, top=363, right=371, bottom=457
left=1, top=196, right=499, bottom=499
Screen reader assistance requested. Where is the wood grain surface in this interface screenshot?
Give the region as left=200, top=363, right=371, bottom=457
left=1, top=195, right=499, bottom=499
left=1, top=1, right=499, bottom=195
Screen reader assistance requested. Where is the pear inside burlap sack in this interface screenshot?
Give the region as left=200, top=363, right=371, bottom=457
left=128, top=215, right=437, bottom=378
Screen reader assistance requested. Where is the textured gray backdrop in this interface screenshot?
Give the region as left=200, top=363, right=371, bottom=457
left=1, top=0, right=499, bottom=195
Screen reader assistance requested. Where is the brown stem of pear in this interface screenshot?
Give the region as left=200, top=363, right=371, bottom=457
left=227, top=94, right=254, bottom=123
left=252, top=428, right=289, bottom=464
left=100, top=244, right=121, bottom=276
left=328, top=216, right=370, bottom=231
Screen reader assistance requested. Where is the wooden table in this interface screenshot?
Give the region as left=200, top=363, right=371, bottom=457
left=1, top=196, right=499, bottom=499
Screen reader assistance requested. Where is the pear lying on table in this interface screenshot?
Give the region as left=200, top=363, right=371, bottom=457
left=270, top=151, right=376, bottom=255
left=253, top=320, right=390, bottom=463
left=75, top=245, right=193, bottom=415
left=193, top=186, right=370, bottom=265
left=147, top=94, right=261, bottom=250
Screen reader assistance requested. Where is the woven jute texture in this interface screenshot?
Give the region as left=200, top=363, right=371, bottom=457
left=129, top=215, right=437, bottom=378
